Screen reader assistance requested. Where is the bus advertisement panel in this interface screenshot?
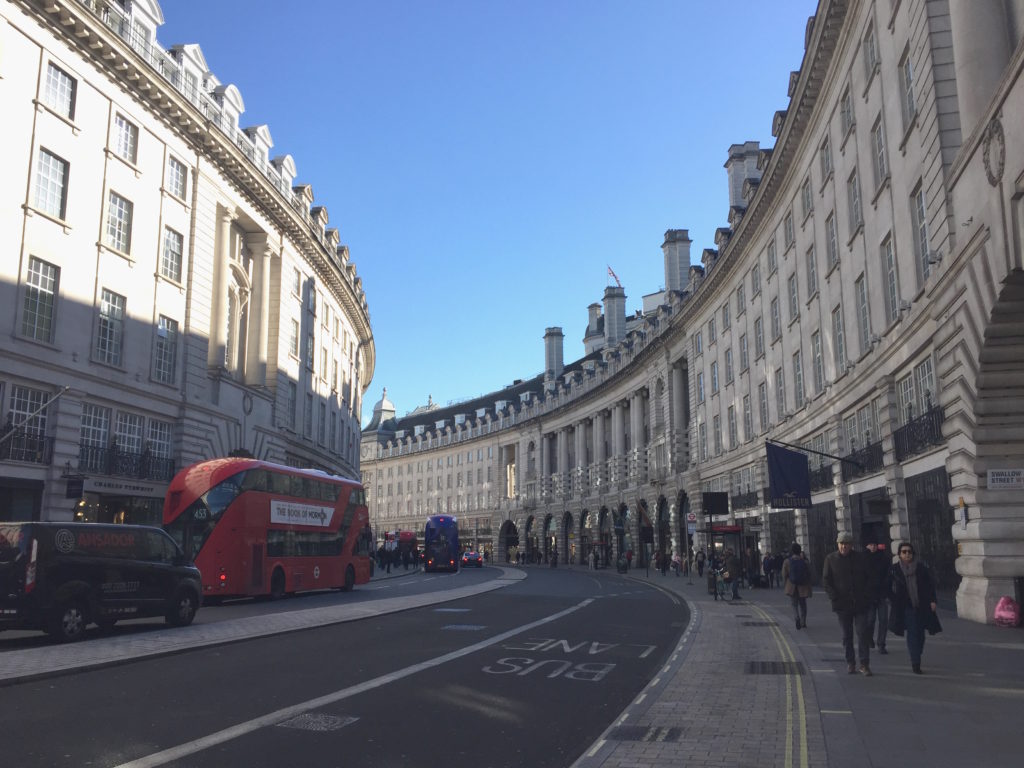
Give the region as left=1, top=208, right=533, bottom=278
left=163, top=458, right=374, bottom=599
left=423, top=515, right=459, bottom=573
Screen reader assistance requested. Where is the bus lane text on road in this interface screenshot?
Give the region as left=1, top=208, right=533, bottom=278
left=482, top=637, right=657, bottom=681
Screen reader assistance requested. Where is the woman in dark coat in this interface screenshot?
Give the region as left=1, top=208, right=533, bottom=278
left=888, top=541, right=942, bottom=674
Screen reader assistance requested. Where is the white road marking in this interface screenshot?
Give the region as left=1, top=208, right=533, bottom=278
left=113, top=599, right=594, bottom=768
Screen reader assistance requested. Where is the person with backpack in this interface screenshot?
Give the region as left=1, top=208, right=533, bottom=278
left=783, top=542, right=812, bottom=628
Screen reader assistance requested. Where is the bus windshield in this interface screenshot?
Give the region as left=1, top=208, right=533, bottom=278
left=165, top=471, right=247, bottom=560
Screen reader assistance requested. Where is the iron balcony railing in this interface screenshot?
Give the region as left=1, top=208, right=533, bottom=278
left=0, top=430, right=54, bottom=465
left=78, top=443, right=175, bottom=482
left=731, top=490, right=759, bottom=509
left=841, top=440, right=885, bottom=482
left=893, top=404, right=946, bottom=461
left=809, top=463, right=834, bottom=491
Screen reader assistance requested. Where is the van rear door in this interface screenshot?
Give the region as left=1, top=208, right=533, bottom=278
left=0, top=524, right=30, bottom=613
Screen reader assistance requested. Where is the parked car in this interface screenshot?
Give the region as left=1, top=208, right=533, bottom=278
left=0, top=522, right=202, bottom=642
left=461, top=551, right=483, bottom=568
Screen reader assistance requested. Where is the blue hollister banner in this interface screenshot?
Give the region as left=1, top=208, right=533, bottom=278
left=766, top=442, right=812, bottom=508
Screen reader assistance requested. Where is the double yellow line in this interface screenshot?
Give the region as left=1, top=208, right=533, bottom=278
left=751, top=603, right=809, bottom=768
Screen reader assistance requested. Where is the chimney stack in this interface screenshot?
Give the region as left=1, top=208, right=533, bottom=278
left=662, top=229, right=692, bottom=293
left=603, top=286, right=626, bottom=347
left=544, top=327, right=564, bottom=379
left=725, top=141, right=762, bottom=210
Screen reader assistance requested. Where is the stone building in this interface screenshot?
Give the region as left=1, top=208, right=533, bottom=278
left=363, top=0, right=1024, bottom=624
left=1, top=0, right=374, bottom=525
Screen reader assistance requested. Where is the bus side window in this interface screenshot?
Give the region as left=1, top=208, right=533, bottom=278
left=320, top=482, right=338, bottom=503
left=268, top=472, right=290, bottom=495
left=241, top=470, right=269, bottom=493
left=289, top=476, right=305, bottom=499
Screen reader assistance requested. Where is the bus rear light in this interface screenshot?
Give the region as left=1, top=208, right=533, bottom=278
left=218, top=569, right=227, bottom=588
left=24, top=539, right=38, bottom=594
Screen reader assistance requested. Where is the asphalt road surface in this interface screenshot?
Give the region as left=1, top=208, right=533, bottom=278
left=2, top=566, right=689, bottom=767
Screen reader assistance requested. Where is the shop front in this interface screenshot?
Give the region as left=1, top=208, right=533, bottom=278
left=70, top=477, right=166, bottom=526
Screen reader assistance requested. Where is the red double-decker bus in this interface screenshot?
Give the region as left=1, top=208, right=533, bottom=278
left=163, top=458, right=373, bottom=600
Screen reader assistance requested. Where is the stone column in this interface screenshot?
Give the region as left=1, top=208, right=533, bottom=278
left=950, top=0, right=1011, bottom=138
left=557, top=429, right=569, bottom=497
left=671, top=363, right=686, bottom=469
left=593, top=410, right=607, bottom=491
left=245, top=234, right=274, bottom=385
left=612, top=402, right=626, bottom=483
left=209, top=207, right=233, bottom=367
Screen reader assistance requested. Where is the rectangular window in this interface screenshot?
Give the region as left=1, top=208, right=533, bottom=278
left=847, top=170, right=862, bottom=235
left=806, top=245, right=818, bottom=296
left=80, top=403, right=110, bottom=448
left=811, top=331, right=825, bottom=393
left=721, top=303, right=730, bottom=331
left=900, top=50, right=916, bottom=128
left=22, top=257, right=59, bottom=343
left=735, top=283, right=745, bottom=314
left=286, top=382, right=297, bottom=429
left=167, top=156, right=187, bottom=199
left=801, top=178, right=813, bottom=219
left=820, top=136, right=833, bottom=179
left=912, top=184, right=931, bottom=279
left=743, top=395, right=752, bottom=441
left=34, top=148, right=68, bottom=219
left=153, top=315, right=178, bottom=384
left=783, top=210, right=795, bottom=248
left=775, top=367, right=786, bottom=417
left=793, top=351, right=805, bottom=409
left=44, top=62, right=76, bottom=119
left=840, top=86, right=854, bottom=135
left=288, top=319, right=299, bottom=357
left=116, top=411, right=144, bottom=455
left=787, top=273, right=799, bottom=321
left=306, top=333, right=315, bottom=370
left=332, top=358, right=339, bottom=391
left=708, top=318, right=717, bottom=344
left=826, top=212, right=839, bottom=268
left=770, top=297, right=781, bottom=340
left=882, top=236, right=899, bottom=324
left=105, top=191, right=133, bottom=254
left=292, top=267, right=301, bottom=296
left=713, top=415, right=722, bottom=455
left=767, top=240, right=777, bottom=273
left=727, top=406, right=737, bottom=449
left=698, top=422, right=707, bottom=462
left=739, top=333, right=749, bottom=371
left=758, top=382, right=769, bottom=432
left=871, top=117, right=888, bottom=187
left=304, top=393, right=313, bottom=437
left=696, top=372, right=705, bottom=403
left=863, top=25, right=879, bottom=79
left=754, top=317, right=765, bottom=357
left=318, top=402, right=327, bottom=445
left=724, top=348, right=734, bottom=384
left=320, top=346, right=328, bottom=380
left=832, top=305, right=847, bottom=370
left=751, top=264, right=761, bottom=295
left=113, top=114, right=139, bottom=164
left=693, top=331, right=703, bottom=356
left=710, top=361, right=719, bottom=394
left=95, top=289, right=125, bottom=366
left=161, top=227, right=183, bottom=282
left=855, top=275, right=870, bottom=351
left=148, top=419, right=172, bottom=458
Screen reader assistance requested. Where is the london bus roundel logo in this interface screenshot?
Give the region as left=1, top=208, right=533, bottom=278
left=55, top=529, right=76, bottom=554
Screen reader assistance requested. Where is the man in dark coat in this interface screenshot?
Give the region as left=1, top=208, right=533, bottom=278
left=822, top=531, right=873, bottom=676
left=724, top=548, right=742, bottom=600
left=864, top=536, right=891, bottom=654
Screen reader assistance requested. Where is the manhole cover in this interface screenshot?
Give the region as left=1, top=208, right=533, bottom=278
left=276, top=713, right=358, bottom=732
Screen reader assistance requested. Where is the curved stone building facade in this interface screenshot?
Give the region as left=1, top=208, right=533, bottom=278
left=1, top=0, right=374, bottom=525
left=363, top=0, right=1024, bottom=624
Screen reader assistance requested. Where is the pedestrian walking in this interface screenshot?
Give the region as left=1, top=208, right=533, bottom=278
left=782, top=542, right=812, bottom=629
left=724, top=548, right=741, bottom=600
left=888, top=541, right=942, bottom=674
left=763, top=553, right=776, bottom=588
left=822, top=531, right=873, bottom=676
left=671, top=550, right=682, bottom=576
left=864, top=536, right=891, bottom=654
left=696, top=549, right=706, bottom=577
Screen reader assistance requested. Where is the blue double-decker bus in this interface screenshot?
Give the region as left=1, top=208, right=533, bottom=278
left=423, top=515, right=459, bottom=573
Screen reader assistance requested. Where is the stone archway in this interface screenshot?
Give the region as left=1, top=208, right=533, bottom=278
left=499, top=519, right=519, bottom=564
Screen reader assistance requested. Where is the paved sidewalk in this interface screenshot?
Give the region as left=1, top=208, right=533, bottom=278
left=574, top=570, right=1024, bottom=768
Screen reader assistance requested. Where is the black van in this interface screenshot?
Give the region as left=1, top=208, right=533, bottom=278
left=0, top=522, right=202, bottom=642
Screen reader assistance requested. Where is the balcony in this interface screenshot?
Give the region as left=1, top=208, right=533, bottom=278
left=0, top=430, right=54, bottom=465
left=809, top=463, right=834, bottom=491
left=78, top=443, right=175, bottom=482
left=731, top=490, right=759, bottom=509
left=841, top=440, right=884, bottom=482
left=893, top=404, right=946, bottom=461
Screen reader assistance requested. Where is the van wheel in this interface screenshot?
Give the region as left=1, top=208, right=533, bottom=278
left=166, top=590, right=198, bottom=627
left=269, top=568, right=286, bottom=600
left=49, top=600, right=88, bottom=642
left=341, top=565, right=355, bottom=592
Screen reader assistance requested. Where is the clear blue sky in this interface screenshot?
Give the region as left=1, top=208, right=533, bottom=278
left=157, top=1, right=817, bottom=425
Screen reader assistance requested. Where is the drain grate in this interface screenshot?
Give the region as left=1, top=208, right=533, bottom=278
left=742, top=621, right=778, bottom=627
left=746, top=661, right=806, bottom=675
left=608, top=725, right=682, bottom=743
left=276, top=713, right=358, bottom=732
